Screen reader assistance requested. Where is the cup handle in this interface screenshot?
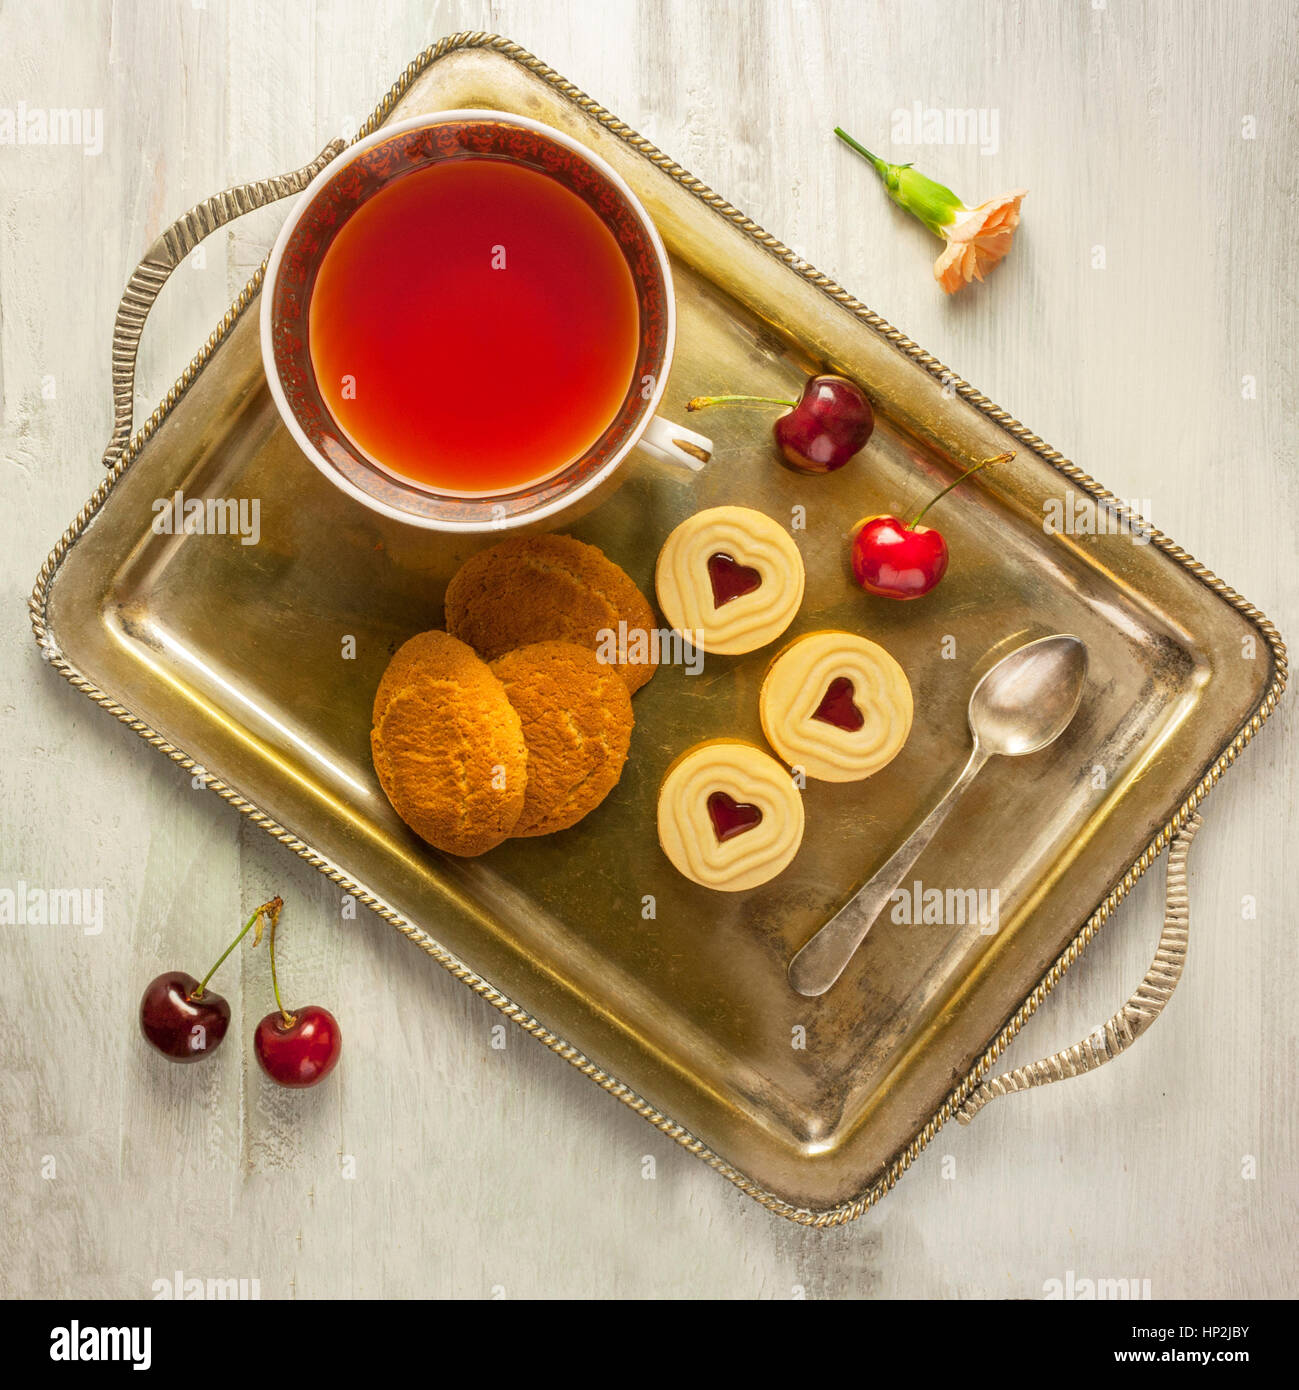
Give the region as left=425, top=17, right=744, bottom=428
left=637, top=415, right=712, bottom=472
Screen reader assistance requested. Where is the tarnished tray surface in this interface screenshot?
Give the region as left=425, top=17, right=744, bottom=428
left=32, top=36, right=1284, bottom=1220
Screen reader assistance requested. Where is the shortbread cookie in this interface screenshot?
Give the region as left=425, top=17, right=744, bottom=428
left=657, top=739, right=805, bottom=892
left=444, top=534, right=657, bottom=692
left=370, top=630, right=527, bottom=856
left=760, top=630, right=912, bottom=782
left=655, top=506, right=805, bottom=655
left=490, top=641, right=635, bottom=837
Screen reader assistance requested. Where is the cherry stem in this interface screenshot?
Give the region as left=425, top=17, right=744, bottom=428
left=191, top=895, right=282, bottom=1000
left=265, top=897, right=295, bottom=1029
left=909, top=451, right=1016, bottom=530
left=686, top=393, right=798, bottom=412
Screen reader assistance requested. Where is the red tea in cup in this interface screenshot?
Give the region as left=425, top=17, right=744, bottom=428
left=307, top=157, right=641, bottom=495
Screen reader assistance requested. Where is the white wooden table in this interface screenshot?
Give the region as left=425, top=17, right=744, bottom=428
left=1, top=0, right=1294, bottom=1298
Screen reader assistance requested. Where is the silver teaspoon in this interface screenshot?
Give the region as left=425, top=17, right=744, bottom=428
left=788, top=633, right=1088, bottom=997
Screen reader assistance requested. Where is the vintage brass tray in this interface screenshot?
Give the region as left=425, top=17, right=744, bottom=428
left=31, top=35, right=1285, bottom=1223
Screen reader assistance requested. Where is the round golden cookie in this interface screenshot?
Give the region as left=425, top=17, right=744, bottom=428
left=444, top=534, right=657, bottom=693
left=760, top=631, right=913, bottom=783
left=490, top=641, right=635, bottom=837
left=657, top=739, right=805, bottom=892
left=654, top=506, right=805, bottom=656
left=370, top=630, right=527, bottom=856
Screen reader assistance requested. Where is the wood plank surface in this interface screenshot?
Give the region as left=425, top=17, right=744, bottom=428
left=0, top=0, right=1294, bottom=1298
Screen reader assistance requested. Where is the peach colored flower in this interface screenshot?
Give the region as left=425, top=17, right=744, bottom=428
left=933, top=191, right=1027, bottom=294
left=835, top=127, right=1027, bottom=295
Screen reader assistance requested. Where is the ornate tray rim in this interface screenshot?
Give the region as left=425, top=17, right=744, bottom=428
left=28, top=32, right=1288, bottom=1227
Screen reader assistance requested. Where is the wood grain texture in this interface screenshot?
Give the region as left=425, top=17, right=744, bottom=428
left=1, top=0, right=1294, bottom=1298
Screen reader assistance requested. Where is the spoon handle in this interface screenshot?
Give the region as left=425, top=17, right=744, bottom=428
left=788, top=746, right=991, bottom=997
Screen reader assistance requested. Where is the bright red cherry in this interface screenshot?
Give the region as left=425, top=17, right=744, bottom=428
left=252, top=896, right=341, bottom=1089
left=851, top=450, right=1016, bottom=600
left=852, top=516, right=948, bottom=599
left=254, top=1006, right=342, bottom=1088
left=140, top=971, right=230, bottom=1062
left=687, top=373, right=874, bottom=474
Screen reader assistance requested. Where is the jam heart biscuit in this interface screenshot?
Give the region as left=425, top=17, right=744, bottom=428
left=655, top=506, right=805, bottom=655
left=760, top=631, right=913, bottom=782
left=370, top=630, right=528, bottom=856
left=444, top=534, right=657, bottom=693
left=658, top=739, right=805, bottom=891
left=490, top=641, right=635, bottom=837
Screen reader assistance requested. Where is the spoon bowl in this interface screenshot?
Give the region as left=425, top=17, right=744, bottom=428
left=968, top=634, right=1088, bottom=757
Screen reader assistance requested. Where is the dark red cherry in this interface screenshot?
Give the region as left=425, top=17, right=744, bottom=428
left=706, top=792, right=764, bottom=844
left=772, top=375, right=874, bottom=474
left=851, top=515, right=949, bottom=600
left=707, top=552, right=762, bottom=607
left=812, top=676, right=865, bottom=731
left=687, top=373, right=874, bottom=474
left=140, top=971, right=230, bottom=1062
left=254, top=1005, right=342, bottom=1089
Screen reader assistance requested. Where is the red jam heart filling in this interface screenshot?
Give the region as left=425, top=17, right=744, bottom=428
left=706, top=552, right=762, bottom=608
left=707, top=791, right=764, bottom=844
left=811, top=676, right=865, bottom=732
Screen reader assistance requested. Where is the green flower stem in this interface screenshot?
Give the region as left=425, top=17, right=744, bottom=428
left=834, top=126, right=966, bottom=238
left=833, top=127, right=889, bottom=178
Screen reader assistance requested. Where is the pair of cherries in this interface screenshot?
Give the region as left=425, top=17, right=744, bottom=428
left=139, top=896, right=341, bottom=1088
left=690, top=374, right=1012, bottom=599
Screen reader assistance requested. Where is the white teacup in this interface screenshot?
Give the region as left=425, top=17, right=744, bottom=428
left=261, top=110, right=711, bottom=533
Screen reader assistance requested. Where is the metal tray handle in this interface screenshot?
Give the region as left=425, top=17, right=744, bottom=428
left=101, top=139, right=345, bottom=470
left=957, top=811, right=1202, bottom=1123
